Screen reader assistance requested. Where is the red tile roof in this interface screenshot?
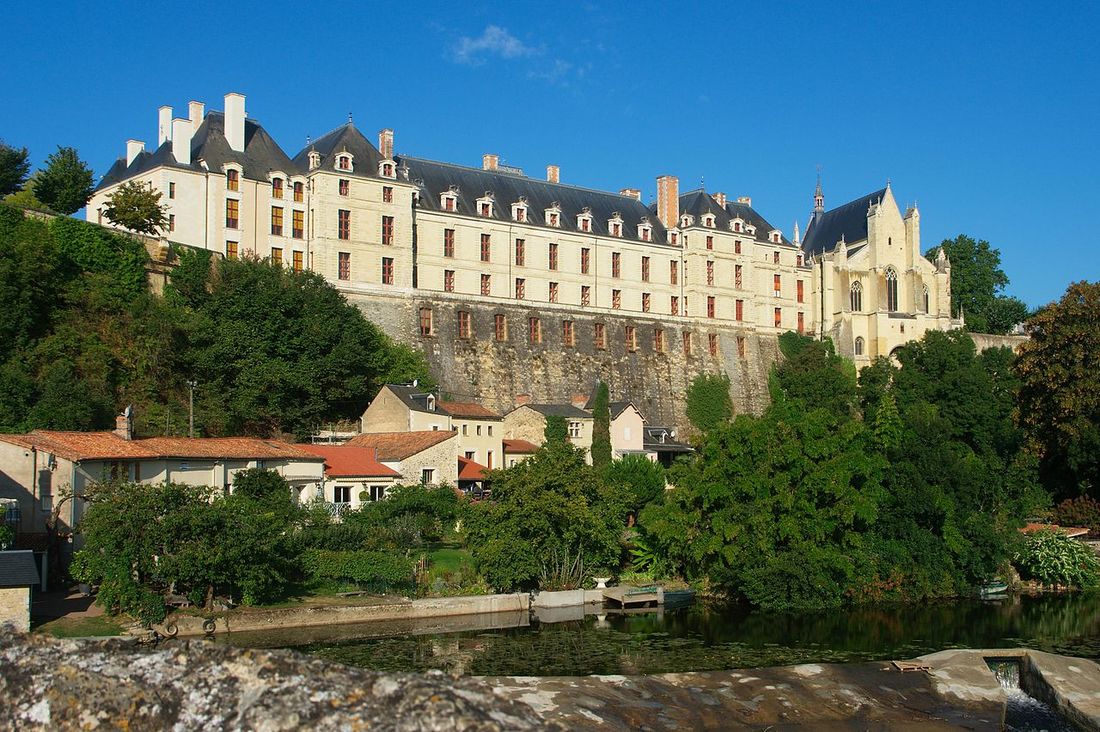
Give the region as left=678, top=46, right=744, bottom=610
left=439, top=400, right=501, bottom=420
left=298, top=445, right=401, bottom=478
left=139, top=437, right=321, bottom=460
left=502, top=438, right=539, bottom=454
left=457, top=456, right=489, bottom=481
left=344, top=430, right=457, bottom=461
left=0, top=430, right=323, bottom=462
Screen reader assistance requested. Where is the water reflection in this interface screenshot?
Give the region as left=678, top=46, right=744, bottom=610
left=269, top=593, right=1100, bottom=677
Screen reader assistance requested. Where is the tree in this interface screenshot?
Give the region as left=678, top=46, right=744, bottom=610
left=590, top=381, right=612, bottom=468
left=685, top=372, right=733, bottom=433
left=925, top=234, right=1024, bottom=334
left=603, top=454, right=666, bottom=515
left=0, top=141, right=30, bottom=197
left=102, top=180, right=169, bottom=235
left=772, top=333, right=856, bottom=418
left=544, top=414, right=568, bottom=444
left=34, top=146, right=94, bottom=215
left=1016, top=281, right=1100, bottom=498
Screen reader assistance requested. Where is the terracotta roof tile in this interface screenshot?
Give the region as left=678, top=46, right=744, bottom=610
left=297, top=445, right=401, bottom=478
left=438, top=400, right=501, bottom=420
left=0, top=431, right=323, bottom=462
left=344, top=430, right=457, bottom=461
left=502, top=439, right=539, bottom=454
left=457, top=456, right=489, bottom=481
left=1020, top=522, right=1090, bottom=538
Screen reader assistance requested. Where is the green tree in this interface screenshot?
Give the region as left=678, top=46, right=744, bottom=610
left=34, top=146, right=95, bottom=215
left=925, top=234, right=1024, bottom=334
left=0, top=141, right=30, bottom=197
left=590, top=381, right=612, bottom=468
left=544, top=414, right=568, bottom=444
left=603, top=454, right=666, bottom=515
left=102, top=180, right=169, bottom=235
left=1016, top=281, right=1100, bottom=498
left=772, top=332, right=856, bottom=418
left=684, top=372, right=733, bottom=433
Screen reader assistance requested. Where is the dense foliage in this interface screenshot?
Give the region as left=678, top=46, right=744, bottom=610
left=684, top=372, right=733, bottom=433
left=603, top=454, right=667, bottom=516
left=925, top=234, right=1030, bottom=334
left=0, top=141, right=30, bottom=197
left=1014, top=529, right=1100, bottom=589
left=34, top=146, right=94, bottom=215
left=103, top=180, right=169, bottom=235
left=301, top=549, right=414, bottom=593
left=590, top=381, right=612, bottom=468
left=1053, top=497, right=1100, bottom=535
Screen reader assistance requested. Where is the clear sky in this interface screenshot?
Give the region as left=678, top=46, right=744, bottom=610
left=3, top=0, right=1097, bottom=307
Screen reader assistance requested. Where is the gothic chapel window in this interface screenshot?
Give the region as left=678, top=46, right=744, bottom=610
left=885, top=268, right=899, bottom=312
left=850, top=281, right=862, bottom=312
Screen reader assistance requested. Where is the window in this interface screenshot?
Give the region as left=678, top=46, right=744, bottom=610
left=271, top=206, right=283, bottom=236
left=885, top=268, right=899, bottom=311
left=443, top=195, right=456, bottom=211
left=292, top=210, right=304, bottom=239
left=528, top=317, right=541, bottom=344
left=670, top=232, right=678, bottom=245
left=225, top=199, right=239, bottom=229
left=271, top=247, right=282, bottom=265
left=734, top=240, right=742, bottom=254
left=568, top=421, right=582, bottom=439
left=481, top=274, right=491, bottom=296
left=419, top=307, right=433, bottom=336
left=706, top=235, right=714, bottom=250
left=850, top=281, right=863, bottom=312
left=594, top=323, right=606, bottom=349
left=548, top=281, right=558, bottom=303
left=169, top=181, right=176, bottom=199
left=670, top=260, right=678, bottom=285
left=549, top=212, right=559, bottom=227
left=642, top=292, right=651, bottom=312
left=515, top=278, right=525, bottom=300
left=339, top=179, right=349, bottom=196
left=654, top=329, right=665, bottom=353
left=707, top=260, right=715, bottom=286
left=293, top=182, right=304, bottom=202
left=515, top=238, right=525, bottom=266
left=581, top=285, right=591, bottom=306
left=611, top=252, right=621, bottom=278
left=773, top=273, right=782, bottom=296
left=773, top=251, right=780, bottom=264
left=548, top=242, right=558, bottom=270
left=642, top=256, right=650, bottom=282
left=581, top=248, right=591, bottom=274
left=671, top=295, right=679, bottom=315
left=168, top=214, right=175, bottom=232
left=514, top=206, right=526, bottom=222
left=338, top=155, right=351, bottom=170
left=735, top=264, right=743, bottom=288
left=611, top=222, right=621, bottom=237
left=625, top=325, right=637, bottom=351
left=683, top=330, right=693, bottom=355
left=226, top=241, right=238, bottom=259
left=338, top=252, right=351, bottom=280
left=383, top=186, right=393, bottom=203
left=226, top=169, right=239, bottom=191
left=612, top=289, right=621, bottom=309
left=774, top=307, right=782, bottom=328
left=293, top=250, right=303, bottom=272
left=338, top=209, right=351, bottom=240
left=797, top=280, right=804, bottom=303
left=707, top=296, right=716, bottom=318
left=458, top=310, right=471, bottom=338
left=709, top=333, right=718, bottom=356
left=444, top=229, right=455, bottom=257
left=562, top=320, right=575, bottom=347
left=421, top=468, right=434, bottom=485
left=381, top=215, right=394, bottom=245
left=381, top=256, right=394, bottom=285
left=797, top=253, right=804, bottom=267
left=479, top=201, right=491, bottom=217
left=580, top=216, right=590, bottom=232
left=333, top=485, right=351, bottom=505
left=737, top=336, right=746, bottom=358
left=855, top=336, right=865, bottom=356
left=797, top=312, right=805, bottom=333
left=736, top=299, right=744, bottom=321
left=444, top=269, right=455, bottom=292
left=368, top=485, right=387, bottom=502
left=923, top=285, right=930, bottom=313
left=480, top=233, right=491, bottom=262
left=494, top=314, right=507, bottom=340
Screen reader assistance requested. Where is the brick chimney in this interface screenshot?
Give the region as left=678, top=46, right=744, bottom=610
left=712, top=192, right=727, bottom=207
left=223, top=92, right=246, bottom=153
left=737, top=195, right=752, bottom=207
left=114, top=408, right=133, bottom=441
left=515, top=393, right=531, bottom=406
left=126, top=140, right=144, bottom=166
left=546, top=165, right=559, bottom=184
left=483, top=153, right=499, bottom=171
left=158, top=106, right=173, bottom=146
left=570, top=393, right=588, bottom=409
left=657, top=175, right=679, bottom=229
left=620, top=188, right=641, bottom=201
left=378, top=128, right=394, bottom=159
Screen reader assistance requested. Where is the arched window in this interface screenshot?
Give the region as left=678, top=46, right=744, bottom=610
left=923, top=285, right=930, bottom=313
left=850, top=281, right=863, bottom=312
left=854, top=337, right=864, bottom=356
left=885, top=267, right=899, bottom=312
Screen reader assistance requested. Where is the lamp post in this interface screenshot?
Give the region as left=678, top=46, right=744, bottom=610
left=186, top=379, right=197, bottom=438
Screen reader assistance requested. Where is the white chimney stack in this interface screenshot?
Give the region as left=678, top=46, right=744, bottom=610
left=158, top=106, right=173, bottom=146
left=171, top=118, right=192, bottom=165
left=224, top=93, right=246, bottom=153
left=126, top=140, right=144, bottom=166
left=188, top=101, right=205, bottom=131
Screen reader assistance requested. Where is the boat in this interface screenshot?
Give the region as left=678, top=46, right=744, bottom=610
left=979, top=580, right=1009, bottom=597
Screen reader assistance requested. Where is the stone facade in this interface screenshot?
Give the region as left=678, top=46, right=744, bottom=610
left=0, top=587, right=30, bottom=632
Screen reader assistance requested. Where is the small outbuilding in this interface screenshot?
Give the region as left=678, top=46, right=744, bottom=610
left=0, top=550, right=41, bottom=632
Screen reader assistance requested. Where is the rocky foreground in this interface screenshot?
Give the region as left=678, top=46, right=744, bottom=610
left=3, top=632, right=1100, bottom=730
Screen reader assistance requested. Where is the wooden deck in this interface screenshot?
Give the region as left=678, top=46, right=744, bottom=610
left=602, top=584, right=664, bottom=608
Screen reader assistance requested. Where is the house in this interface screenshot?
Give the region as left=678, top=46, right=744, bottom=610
left=440, top=400, right=503, bottom=471
left=344, top=430, right=458, bottom=486
left=297, top=445, right=401, bottom=511
left=581, top=393, right=648, bottom=459
left=503, top=404, right=594, bottom=458
left=643, top=426, right=693, bottom=468
left=457, top=455, right=490, bottom=495
left=502, top=439, right=539, bottom=468
left=0, top=412, right=325, bottom=542
left=0, top=550, right=40, bottom=632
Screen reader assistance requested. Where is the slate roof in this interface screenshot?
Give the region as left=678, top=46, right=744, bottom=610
left=502, top=438, right=539, bottom=454
left=96, top=112, right=300, bottom=192
left=292, top=122, right=385, bottom=179
left=643, top=426, right=693, bottom=454
left=344, top=431, right=456, bottom=461
left=457, top=456, right=489, bottom=481
left=520, top=404, right=593, bottom=419
left=581, top=394, right=642, bottom=420
left=297, top=445, right=400, bottom=478
left=400, top=156, right=670, bottom=245
left=0, top=550, right=40, bottom=588
left=675, top=189, right=790, bottom=246
left=437, top=400, right=501, bottom=420
left=801, top=188, right=888, bottom=257
left=381, top=384, right=444, bottom=415
left=0, top=431, right=322, bottom=462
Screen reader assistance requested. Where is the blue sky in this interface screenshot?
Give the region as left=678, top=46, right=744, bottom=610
left=3, top=0, right=1097, bottom=306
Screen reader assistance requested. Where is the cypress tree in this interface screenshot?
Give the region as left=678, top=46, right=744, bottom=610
left=591, top=381, right=612, bottom=468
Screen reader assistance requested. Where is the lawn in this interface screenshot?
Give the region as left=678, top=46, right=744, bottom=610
left=33, top=615, right=125, bottom=638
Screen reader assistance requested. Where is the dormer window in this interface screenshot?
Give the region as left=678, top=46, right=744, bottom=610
left=308, top=151, right=321, bottom=170
left=378, top=160, right=395, bottom=178
left=746, top=224, right=756, bottom=236
left=577, top=208, right=593, bottom=233
left=546, top=203, right=561, bottom=227
left=609, top=213, right=624, bottom=238
left=703, top=214, right=716, bottom=228
left=226, top=168, right=239, bottom=192
left=770, top=230, right=781, bottom=244
left=336, top=154, right=352, bottom=171
left=680, top=214, right=694, bottom=228
left=440, top=189, right=457, bottom=212
left=669, top=231, right=679, bottom=245
left=731, top=217, right=744, bottom=233
left=426, top=394, right=436, bottom=411
left=511, top=199, right=528, bottom=222
left=638, top=219, right=653, bottom=242
left=477, top=193, right=495, bottom=218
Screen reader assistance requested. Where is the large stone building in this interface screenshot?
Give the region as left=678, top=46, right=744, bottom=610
left=88, top=93, right=956, bottom=427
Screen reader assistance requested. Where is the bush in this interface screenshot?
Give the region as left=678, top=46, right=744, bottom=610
left=302, top=549, right=414, bottom=593
left=685, top=372, right=733, bottom=433
left=1014, top=529, right=1100, bottom=589
left=1053, top=497, right=1100, bottom=535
